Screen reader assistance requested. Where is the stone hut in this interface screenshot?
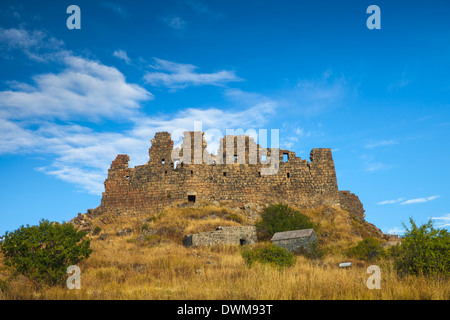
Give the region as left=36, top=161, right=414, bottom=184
left=183, top=226, right=257, bottom=247
left=271, top=229, right=318, bottom=252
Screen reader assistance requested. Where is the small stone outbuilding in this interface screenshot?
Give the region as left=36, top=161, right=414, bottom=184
left=271, top=228, right=318, bottom=252
left=183, top=226, right=257, bottom=247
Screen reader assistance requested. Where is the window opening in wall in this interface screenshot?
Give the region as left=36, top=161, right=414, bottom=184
left=260, top=155, right=267, bottom=162
left=239, top=239, right=247, bottom=246
left=287, top=172, right=290, bottom=178
left=191, top=170, right=193, bottom=176
left=234, top=155, right=238, bottom=162
left=165, top=171, right=167, bottom=174
left=223, top=172, right=227, bottom=177
left=162, top=159, right=165, bottom=164
left=188, top=195, right=196, bottom=203
left=283, top=153, right=289, bottom=162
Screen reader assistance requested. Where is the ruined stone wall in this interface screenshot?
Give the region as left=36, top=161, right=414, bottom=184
left=183, top=226, right=257, bottom=247
left=99, top=131, right=347, bottom=216
left=339, top=191, right=366, bottom=221
left=271, top=233, right=318, bottom=252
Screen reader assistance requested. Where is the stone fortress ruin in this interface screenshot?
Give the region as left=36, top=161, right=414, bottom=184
left=97, top=131, right=366, bottom=222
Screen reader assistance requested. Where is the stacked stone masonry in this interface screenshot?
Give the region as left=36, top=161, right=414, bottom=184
left=271, top=229, right=319, bottom=252
left=339, top=191, right=366, bottom=221
left=99, top=131, right=365, bottom=219
left=183, top=226, right=257, bottom=247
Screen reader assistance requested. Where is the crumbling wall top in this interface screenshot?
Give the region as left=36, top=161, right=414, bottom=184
left=111, top=154, right=129, bottom=169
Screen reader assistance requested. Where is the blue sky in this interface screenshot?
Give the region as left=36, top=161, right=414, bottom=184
left=0, top=0, right=449, bottom=236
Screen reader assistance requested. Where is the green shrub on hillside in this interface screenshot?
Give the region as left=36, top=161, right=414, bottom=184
left=0, top=219, right=92, bottom=286
left=295, top=241, right=326, bottom=260
left=241, top=243, right=295, bottom=269
left=93, top=226, right=102, bottom=235
left=392, top=218, right=450, bottom=277
left=256, top=203, right=317, bottom=240
left=347, top=237, right=385, bottom=262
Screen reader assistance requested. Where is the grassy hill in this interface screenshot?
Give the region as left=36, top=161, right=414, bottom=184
left=1, top=203, right=449, bottom=299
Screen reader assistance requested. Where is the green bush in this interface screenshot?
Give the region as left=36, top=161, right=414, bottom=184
left=0, top=219, right=93, bottom=286
left=93, top=226, right=102, bottom=235
left=241, top=243, right=295, bottom=269
left=347, top=237, right=385, bottom=261
left=296, top=241, right=326, bottom=260
left=392, top=218, right=450, bottom=277
left=256, top=203, right=317, bottom=240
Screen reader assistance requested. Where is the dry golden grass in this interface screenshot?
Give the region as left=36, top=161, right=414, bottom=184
left=1, top=204, right=449, bottom=300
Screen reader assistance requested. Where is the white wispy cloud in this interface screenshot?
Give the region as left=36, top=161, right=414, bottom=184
left=384, top=226, right=404, bottom=236
left=0, top=118, right=37, bottom=153
left=100, top=2, right=130, bottom=18
left=377, top=198, right=405, bottom=205
left=0, top=27, right=151, bottom=193
left=183, top=0, right=211, bottom=15
left=400, top=195, right=440, bottom=205
left=360, top=154, right=392, bottom=172
left=365, top=139, right=398, bottom=149
left=144, top=58, right=243, bottom=89
left=113, top=49, right=131, bottom=64
left=388, top=72, right=411, bottom=92
left=0, top=54, right=152, bottom=121
left=430, top=213, right=450, bottom=229
left=276, top=72, right=349, bottom=116
left=0, top=27, right=64, bottom=62
left=278, top=124, right=317, bottom=150
left=164, top=17, right=187, bottom=30
left=378, top=195, right=440, bottom=205
left=37, top=164, right=106, bottom=195
left=3, top=5, right=23, bottom=21
left=365, top=161, right=392, bottom=172
left=182, top=0, right=223, bottom=20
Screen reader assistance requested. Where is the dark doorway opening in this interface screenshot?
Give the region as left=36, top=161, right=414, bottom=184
left=188, top=195, right=196, bottom=203
left=239, top=239, right=247, bottom=246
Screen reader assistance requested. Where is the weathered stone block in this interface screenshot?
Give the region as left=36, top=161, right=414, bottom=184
left=183, top=226, right=257, bottom=247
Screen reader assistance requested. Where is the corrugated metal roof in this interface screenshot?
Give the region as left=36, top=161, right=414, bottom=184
left=271, top=228, right=315, bottom=241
